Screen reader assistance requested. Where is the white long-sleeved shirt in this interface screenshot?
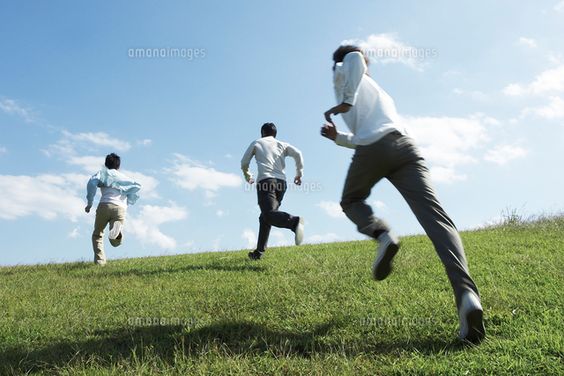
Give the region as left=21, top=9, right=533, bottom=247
left=333, top=51, right=405, bottom=149
left=241, top=136, right=303, bottom=183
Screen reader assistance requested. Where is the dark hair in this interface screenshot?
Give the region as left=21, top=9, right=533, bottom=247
left=332, top=45, right=368, bottom=69
left=261, top=122, right=277, bottom=138
left=105, top=153, right=121, bottom=170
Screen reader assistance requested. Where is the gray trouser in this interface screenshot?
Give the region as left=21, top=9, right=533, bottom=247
left=340, top=131, right=479, bottom=307
left=92, top=203, right=126, bottom=263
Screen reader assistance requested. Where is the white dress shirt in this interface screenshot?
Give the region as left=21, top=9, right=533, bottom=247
left=333, top=51, right=405, bottom=149
left=99, top=186, right=128, bottom=208
left=241, top=136, right=304, bottom=183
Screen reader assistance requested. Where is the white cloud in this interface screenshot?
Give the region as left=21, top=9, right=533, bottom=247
left=242, top=228, right=256, bottom=249
left=216, top=209, right=227, bottom=218
left=402, top=114, right=491, bottom=183
left=522, top=96, right=564, bottom=119
left=128, top=204, right=188, bottom=250
left=453, top=88, right=490, bottom=101
left=343, top=33, right=431, bottom=71
left=517, top=37, right=537, bottom=49
left=403, top=115, right=489, bottom=166
left=137, top=139, right=152, bottom=147
left=168, top=154, right=242, bottom=195
left=0, top=98, right=34, bottom=123
left=0, top=146, right=7, bottom=155
left=68, top=156, right=104, bottom=172
left=503, top=64, right=564, bottom=96
left=317, top=200, right=345, bottom=218
left=0, top=174, right=86, bottom=221
left=268, top=229, right=293, bottom=247
left=502, top=83, right=526, bottom=96
left=429, top=166, right=467, bottom=183
left=372, top=200, right=387, bottom=210
left=307, top=232, right=341, bottom=244
left=44, top=130, right=132, bottom=158
left=62, top=130, right=131, bottom=152
left=484, top=144, right=528, bottom=165
left=68, top=227, right=80, bottom=239
left=555, top=0, right=564, bottom=12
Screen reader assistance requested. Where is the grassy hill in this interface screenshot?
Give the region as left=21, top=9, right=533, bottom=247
left=1, top=218, right=563, bottom=375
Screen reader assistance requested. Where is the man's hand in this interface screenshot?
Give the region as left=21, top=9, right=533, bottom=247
left=247, top=178, right=255, bottom=184
left=294, top=176, right=302, bottom=186
left=321, top=122, right=337, bottom=141
left=85, top=205, right=92, bottom=213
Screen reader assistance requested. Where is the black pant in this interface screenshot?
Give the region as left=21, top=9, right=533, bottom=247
left=256, top=178, right=298, bottom=252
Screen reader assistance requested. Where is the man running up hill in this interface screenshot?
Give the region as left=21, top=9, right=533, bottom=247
left=320, top=45, right=485, bottom=343
left=241, top=122, right=305, bottom=260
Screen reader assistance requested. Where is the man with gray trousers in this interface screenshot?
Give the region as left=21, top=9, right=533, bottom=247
left=321, top=45, right=485, bottom=343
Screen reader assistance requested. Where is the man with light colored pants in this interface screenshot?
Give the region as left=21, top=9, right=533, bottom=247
left=321, top=45, right=485, bottom=343
left=85, top=153, right=141, bottom=265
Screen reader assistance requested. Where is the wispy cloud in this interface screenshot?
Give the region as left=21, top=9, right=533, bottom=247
left=317, top=200, right=345, bottom=218
left=306, top=232, right=341, bottom=244
left=0, top=146, right=7, bottom=155
left=555, top=0, right=564, bottom=12
left=0, top=174, right=86, bottom=221
left=44, top=130, right=132, bottom=158
left=241, top=228, right=256, bottom=249
left=453, top=88, right=491, bottom=102
left=0, top=98, right=34, bottom=123
left=503, top=64, right=564, bottom=96
left=128, top=204, right=188, bottom=250
left=484, top=144, right=528, bottom=166
left=168, top=154, right=242, bottom=196
left=62, top=130, right=131, bottom=152
left=522, top=96, right=564, bottom=120
left=343, top=33, right=435, bottom=71
left=517, top=37, right=537, bottom=49
left=68, top=227, right=80, bottom=239
left=402, top=114, right=492, bottom=183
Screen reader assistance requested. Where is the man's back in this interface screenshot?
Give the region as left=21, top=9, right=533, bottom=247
left=241, top=136, right=303, bottom=183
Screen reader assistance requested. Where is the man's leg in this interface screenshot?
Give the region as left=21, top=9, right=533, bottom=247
left=387, top=157, right=480, bottom=307
left=256, top=179, right=298, bottom=252
left=259, top=180, right=297, bottom=229
left=92, top=204, right=110, bottom=264
left=109, top=205, right=126, bottom=248
left=256, top=180, right=276, bottom=253
left=340, top=144, right=390, bottom=238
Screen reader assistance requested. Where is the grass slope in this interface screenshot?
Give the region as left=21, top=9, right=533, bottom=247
left=0, top=218, right=563, bottom=375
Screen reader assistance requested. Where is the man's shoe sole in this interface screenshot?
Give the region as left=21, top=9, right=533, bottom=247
left=462, top=309, right=486, bottom=344
left=109, top=221, right=123, bottom=240
left=372, top=242, right=399, bottom=281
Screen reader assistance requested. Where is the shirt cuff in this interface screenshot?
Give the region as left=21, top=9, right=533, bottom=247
left=342, top=94, right=357, bottom=106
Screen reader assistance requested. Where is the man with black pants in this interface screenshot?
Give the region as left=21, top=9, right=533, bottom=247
left=241, top=122, right=305, bottom=260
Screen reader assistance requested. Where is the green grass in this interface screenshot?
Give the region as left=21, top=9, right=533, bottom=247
left=1, top=218, right=563, bottom=375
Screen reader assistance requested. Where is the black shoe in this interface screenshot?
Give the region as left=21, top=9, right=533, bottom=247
left=248, top=250, right=264, bottom=260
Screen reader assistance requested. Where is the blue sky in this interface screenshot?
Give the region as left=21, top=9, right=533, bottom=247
left=1, top=0, right=563, bottom=265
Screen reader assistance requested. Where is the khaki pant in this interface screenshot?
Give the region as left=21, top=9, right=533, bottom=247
left=92, top=203, right=126, bottom=263
left=340, top=131, right=480, bottom=308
